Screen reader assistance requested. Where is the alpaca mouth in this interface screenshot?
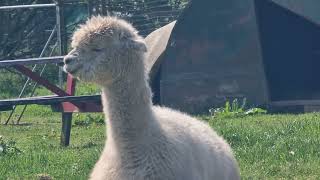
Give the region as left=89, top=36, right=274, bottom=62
left=68, top=68, right=79, bottom=74
left=65, top=64, right=83, bottom=75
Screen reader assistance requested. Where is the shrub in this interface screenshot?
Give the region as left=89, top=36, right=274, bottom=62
left=73, top=113, right=104, bottom=127
left=0, top=135, right=22, bottom=156
left=209, top=98, right=267, bottom=119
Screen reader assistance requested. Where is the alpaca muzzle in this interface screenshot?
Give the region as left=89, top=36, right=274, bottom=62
left=63, top=56, right=76, bottom=65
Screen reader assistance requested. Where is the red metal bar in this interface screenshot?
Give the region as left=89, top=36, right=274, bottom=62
left=66, top=74, right=76, bottom=95
left=14, top=65, right=69, bottom=96
left=62, top=74, right=102, bottom=112
left=13, top=65, right=84, bottom=108
left=62, top=102, right=102, bottom=112
left=63, top=74, right=78, bottom=111
left=13, top=64, right=102, bottom=112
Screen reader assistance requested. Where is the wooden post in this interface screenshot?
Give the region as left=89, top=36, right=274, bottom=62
left=60, top=76, right=76, bottom=146
left=61, top=112, right=72, bottom=146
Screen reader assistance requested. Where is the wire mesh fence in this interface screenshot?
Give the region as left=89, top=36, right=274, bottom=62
left=0, top=1, right=60, bottom=99
left=0, top=0, right=189, bottom=99
left=88, top=0, right=188, bottom=36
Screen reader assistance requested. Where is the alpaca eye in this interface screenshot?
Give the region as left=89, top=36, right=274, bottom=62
left=92, top=48, right=103, bottom=52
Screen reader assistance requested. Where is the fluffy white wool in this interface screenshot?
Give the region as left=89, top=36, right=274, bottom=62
left=64, top=16, right=240, bottom=180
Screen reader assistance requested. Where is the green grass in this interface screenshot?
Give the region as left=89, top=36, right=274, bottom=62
left=0, top=105, right=320, bottom=179
left=210, top=114, right=320, bottom=179
left=0, top=106, right=105, bottom=180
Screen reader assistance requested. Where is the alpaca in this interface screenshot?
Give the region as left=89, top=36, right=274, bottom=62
left=63, top=16, right=240, bottom=180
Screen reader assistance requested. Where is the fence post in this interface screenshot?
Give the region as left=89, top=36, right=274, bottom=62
left=56, top=0, right=67, bottom=88
left=56, top=0, right=74, bottom=147
left=60, top=112, right=72, bottom=146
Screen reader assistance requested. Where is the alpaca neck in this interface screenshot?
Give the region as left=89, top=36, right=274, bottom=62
left=101, top=73, right=154, bottom=148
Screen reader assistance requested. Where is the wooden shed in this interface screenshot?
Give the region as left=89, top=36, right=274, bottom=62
left=145, top=0, right=320, bottom=114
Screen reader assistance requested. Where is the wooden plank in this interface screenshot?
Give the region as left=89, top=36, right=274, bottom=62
left=304, top=105, right=320, bottom=112
left=270, top=100, right=320, bottom=106
left=0, top=56, right=64, bottom=67
left=60, top=102, right=103, bottom=112
left=0, top=95, right=101, bottom=106
left=0, top=105, right=13, bottom=111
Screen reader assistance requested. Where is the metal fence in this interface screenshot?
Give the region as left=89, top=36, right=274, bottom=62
left=0, top=0, right=187, bottom=124
left=0, top=2, right=65, bottom=124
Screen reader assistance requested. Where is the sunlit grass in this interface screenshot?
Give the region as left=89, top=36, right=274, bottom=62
left=0, top=106, right=320, bottom=179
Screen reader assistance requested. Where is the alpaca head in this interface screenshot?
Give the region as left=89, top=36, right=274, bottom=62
left=63, top=16, right=147, bottom=85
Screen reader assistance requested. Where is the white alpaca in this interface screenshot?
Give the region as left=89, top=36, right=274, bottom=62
left=63, top=16, right=240, bottom=180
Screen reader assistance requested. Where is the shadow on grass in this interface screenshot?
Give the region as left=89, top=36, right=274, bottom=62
left=71, top=141, right=101, bottom=149
left=4, top=122, right=33, bottom=126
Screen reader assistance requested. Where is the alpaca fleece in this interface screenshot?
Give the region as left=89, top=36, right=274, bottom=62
left=63, top=16, right=240, bottom=180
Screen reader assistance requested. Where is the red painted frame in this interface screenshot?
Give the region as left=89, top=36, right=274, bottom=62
left=13, top=65, right=102, bottom=112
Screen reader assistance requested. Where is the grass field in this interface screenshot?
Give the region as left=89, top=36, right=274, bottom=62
left=0, top=104, right=320, bottom=179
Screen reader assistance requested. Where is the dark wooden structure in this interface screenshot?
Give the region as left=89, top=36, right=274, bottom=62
left=146, top=0, right=320, bottom=113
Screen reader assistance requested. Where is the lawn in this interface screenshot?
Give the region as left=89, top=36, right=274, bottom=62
left=0, top=105, right=320, bottom=179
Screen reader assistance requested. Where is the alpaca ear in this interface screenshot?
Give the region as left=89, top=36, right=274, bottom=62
left=128, top=39, right=147, bottom=52
left=120, top=32, right=147, bottom=52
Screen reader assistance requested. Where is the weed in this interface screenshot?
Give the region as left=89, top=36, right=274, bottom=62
left=209, top=98, right=266, bottom=119
left=0, top=135, right=22, bottom=156
left=36, top=173, right=54, bottom=180
left=73, top=113, right=104, bottom=126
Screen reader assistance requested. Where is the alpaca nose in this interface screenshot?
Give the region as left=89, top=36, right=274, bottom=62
left=63, top=56, right=76, bottom=65
left=65, top=58, right=72, bottom=64
left=57, top=61, right=64, bottom=66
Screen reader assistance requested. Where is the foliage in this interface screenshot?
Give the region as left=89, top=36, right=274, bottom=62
left=244, top=107, right=268, bottom=115
left=88, top=0, right=188, bottom=36
left=209, top=98, right=267, bottom=119
left=0, top=0, right=57, bottom=60
left=0, top=65, right=60, bottom=99
left=0, top=135, right=22, bottom=156
left=74, top=113, right=105, bottom=127
left=75, top=82, right=100, bottom=96
left=0, top=70, right=27, bottom=99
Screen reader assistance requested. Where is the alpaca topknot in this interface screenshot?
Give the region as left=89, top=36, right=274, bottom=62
left=71, top=16, right=140, bottom=48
